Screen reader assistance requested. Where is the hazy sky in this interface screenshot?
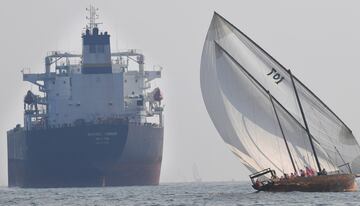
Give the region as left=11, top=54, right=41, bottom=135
left=2, top=0, right=360, bottom=186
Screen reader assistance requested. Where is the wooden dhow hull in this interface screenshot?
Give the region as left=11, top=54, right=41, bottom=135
left=254, top=174, right=357, bottom=192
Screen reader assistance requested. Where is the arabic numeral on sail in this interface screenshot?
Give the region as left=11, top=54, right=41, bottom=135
left=275, top=77, right=284, bottom=84
left=266, top=68, right=276, bottom=76
left=267, top=68, right=284, bottom=84
left=273, top=73, right=280, bottom=79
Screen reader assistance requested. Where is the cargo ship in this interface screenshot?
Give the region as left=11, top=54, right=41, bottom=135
left=7, top=6, right=164, bottom=188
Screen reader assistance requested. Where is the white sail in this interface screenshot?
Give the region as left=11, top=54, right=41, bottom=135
left=200, top=12, right=360, bottom=174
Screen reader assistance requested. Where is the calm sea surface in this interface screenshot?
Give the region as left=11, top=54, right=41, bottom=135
left=1, top=181, right=360, bottom=206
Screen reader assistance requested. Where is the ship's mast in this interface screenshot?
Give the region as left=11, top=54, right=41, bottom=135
left=289, top=70, right=322, bottom=173
left=86, top=5, right=101, bottom=32
left=268, top=92, right=297, bottom=174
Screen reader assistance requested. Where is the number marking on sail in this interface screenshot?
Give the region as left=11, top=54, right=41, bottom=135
left=267, top=68, right=284, bottom=84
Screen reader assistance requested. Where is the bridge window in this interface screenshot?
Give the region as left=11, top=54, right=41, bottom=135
left=89, top=45, right=96, bottom=53
left=97, top=45, right=105, bottom=53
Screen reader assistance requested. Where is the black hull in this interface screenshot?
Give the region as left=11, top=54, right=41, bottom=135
left=7, top=123, right=163, bottom=188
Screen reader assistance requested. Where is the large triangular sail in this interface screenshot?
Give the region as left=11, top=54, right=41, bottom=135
left=200, top=12, right=360, bottom=174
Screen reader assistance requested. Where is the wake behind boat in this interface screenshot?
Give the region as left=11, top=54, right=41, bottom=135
left=200, top=12, right=360, bottom=192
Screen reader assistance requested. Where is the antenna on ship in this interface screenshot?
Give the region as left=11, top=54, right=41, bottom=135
left=86, top=5, right=102, bottom=32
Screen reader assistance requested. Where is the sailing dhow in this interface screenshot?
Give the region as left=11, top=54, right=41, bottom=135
left=200, top=12, right=360, bottom=192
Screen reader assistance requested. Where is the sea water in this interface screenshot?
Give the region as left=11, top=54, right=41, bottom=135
left=0, top=181, right=359, bottom=206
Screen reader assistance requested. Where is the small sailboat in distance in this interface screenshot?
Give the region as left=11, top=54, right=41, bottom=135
left=200, top=12, right=360, bottom=192
left=192, top=164, right=202, bottom=183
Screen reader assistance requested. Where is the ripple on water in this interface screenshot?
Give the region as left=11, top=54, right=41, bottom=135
left=1, top=182, right=360, bottom=206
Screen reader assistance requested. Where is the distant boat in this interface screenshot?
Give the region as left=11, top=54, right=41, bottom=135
left=192, top=164, right=202, bottom=183
left=200, top=12, right=360, bottom=192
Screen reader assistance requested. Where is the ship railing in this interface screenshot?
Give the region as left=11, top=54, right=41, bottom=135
left=46, top=51, right=81, bottom=58
left=29, top=117, right=131, bottom=131
left=111, top=49, right=143, bottom=57
left=249, top=168, right=275, bottom=188
left=124, top=111, right=162, bottom=127
left=23, top=72, right=57, bottom=90
left=128, top=121, right=161, bottom=128
left=28, top=117, right=161, bottom=131
left=152, top=65, right=163, bottom=72
left=25, top=109, right=47, bottom=116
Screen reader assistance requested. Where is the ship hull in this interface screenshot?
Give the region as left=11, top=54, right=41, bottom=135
left=7, top=122, right=163, bottom=188
left=253, top=174, right=357, bottom=192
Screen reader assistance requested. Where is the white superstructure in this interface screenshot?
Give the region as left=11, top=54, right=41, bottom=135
left=22, top=6, right=163, bottom=130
